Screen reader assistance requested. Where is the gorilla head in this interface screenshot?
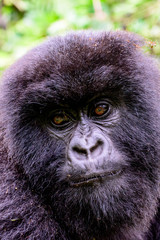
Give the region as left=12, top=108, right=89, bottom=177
left=0, top=31, right=160, bottom=240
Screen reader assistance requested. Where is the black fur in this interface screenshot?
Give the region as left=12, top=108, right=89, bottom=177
left=0, top=31, right=160, bottom=240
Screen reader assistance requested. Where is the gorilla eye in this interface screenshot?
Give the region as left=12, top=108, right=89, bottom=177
left=93, top=104, right=110, bottom=117
left=51, top=113, right=69, bottom=126
left=95, top=105, right=107, bottom=116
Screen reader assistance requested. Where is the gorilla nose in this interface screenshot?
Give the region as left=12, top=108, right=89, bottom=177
left=71, top=140, right=104, bottom=161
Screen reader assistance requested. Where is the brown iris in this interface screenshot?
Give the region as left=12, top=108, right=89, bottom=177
left=53, top=114, right=69, bottom=125
left=94, top=105, right=108, bottom=116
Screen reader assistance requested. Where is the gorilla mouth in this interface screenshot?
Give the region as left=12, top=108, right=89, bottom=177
left=69, top=170, right=122, bottom=187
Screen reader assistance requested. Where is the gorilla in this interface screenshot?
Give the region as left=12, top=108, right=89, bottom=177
left=0, top=30, right=160, bottom=240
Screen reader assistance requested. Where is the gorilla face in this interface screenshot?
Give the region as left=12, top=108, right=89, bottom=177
left=1, top=31, right=160, bottom=240
left=48, top=95, right=123, bottom=185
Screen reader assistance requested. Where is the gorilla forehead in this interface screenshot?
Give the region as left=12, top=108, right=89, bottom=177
left=3, top=31, right=146, bottom=105
left=25, top=65, right=117, bottom=105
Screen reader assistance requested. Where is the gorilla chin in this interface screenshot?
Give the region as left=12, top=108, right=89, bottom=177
left=0, top=30, right=160, bottom=240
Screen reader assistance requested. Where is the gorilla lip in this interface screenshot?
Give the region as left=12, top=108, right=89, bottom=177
left=69, top=170, right=122, bottom=187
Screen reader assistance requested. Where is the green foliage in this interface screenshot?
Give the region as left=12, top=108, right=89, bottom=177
left=0, top=0, right=160, bottom=75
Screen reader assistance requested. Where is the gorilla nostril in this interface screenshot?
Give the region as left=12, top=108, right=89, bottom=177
left=72, top=146, right=87, bottom=156
left=71, top=140, right=104, bottom=160
left=90, top=140, right=103, bottom=157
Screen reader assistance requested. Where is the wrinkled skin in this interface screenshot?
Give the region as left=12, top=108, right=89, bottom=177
left=0, top=31, right=160, bottom=240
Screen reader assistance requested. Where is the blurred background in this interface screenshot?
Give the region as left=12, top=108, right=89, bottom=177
left=0, top=0, right=160, bottom=75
